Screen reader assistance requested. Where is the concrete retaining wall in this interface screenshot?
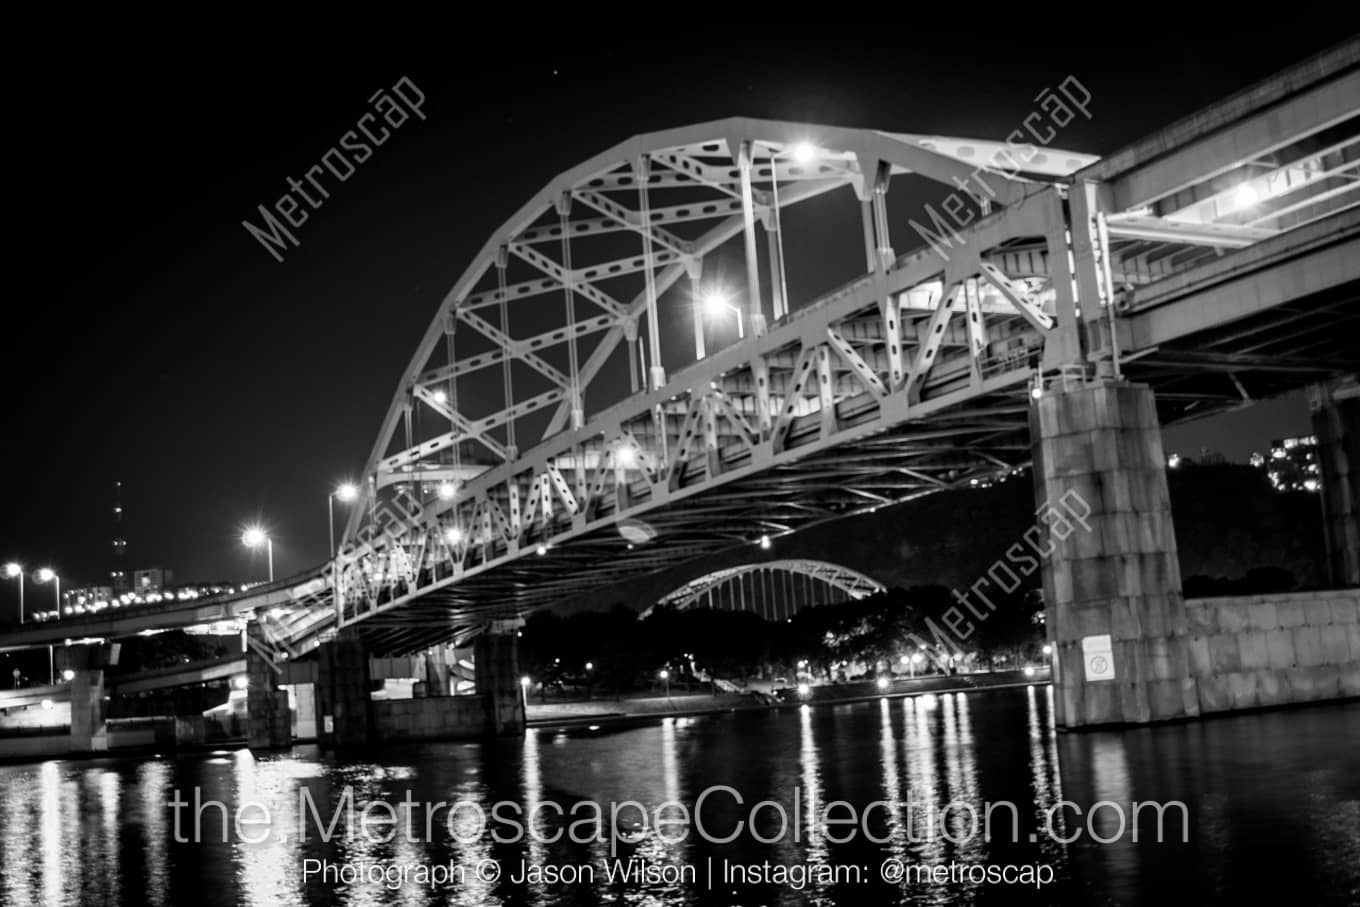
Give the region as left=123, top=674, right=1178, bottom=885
left=1188, top=589, right=1360, bottom=712
left=372, top=695, right=486, bottom=742
left=0, top=702, right=70, bottom=731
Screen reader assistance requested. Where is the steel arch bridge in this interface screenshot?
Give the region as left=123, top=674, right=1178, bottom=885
left=4, top=43, right=1356, bottom=661
left=330, top=119, right=1100, bottom=652
left=321, top=49, right=1359, bottom=654
left=645, top=559, right=885, bottom=621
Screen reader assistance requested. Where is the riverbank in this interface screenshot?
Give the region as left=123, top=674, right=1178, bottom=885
left=526, top=669, right=1050, bottom=729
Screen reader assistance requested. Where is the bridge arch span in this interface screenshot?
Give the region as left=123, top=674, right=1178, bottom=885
left=642, top=559, right=885, bottom=621
left=325, top=116, right=1102, bottom=651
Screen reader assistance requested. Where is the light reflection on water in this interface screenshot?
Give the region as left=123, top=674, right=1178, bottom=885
left=0, top=689, right=1357, bottom=906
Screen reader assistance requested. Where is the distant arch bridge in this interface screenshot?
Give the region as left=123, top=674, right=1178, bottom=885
left=641, top=559, right=885, bottom=621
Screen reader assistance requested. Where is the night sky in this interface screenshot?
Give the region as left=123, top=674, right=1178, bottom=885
left=3, top=25, right=1351, bottom=602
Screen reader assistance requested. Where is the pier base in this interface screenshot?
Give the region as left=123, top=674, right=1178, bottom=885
left=475, top=622, right=525, bottom=736
left=1031, top=379, right=1200, bottom=729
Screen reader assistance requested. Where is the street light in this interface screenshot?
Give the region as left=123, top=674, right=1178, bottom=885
left=328, top=483, right=359, bottom=559
left=791, top=142, right=818, bottom=164
left=34, top=568, right=59, bottom=619
left=329, top=484, right=359, bottom=619
left=3, top=562, right=22, bottom=625
left=700, top=289, right=745, bottom=339
left=241, top=527, right=273, bottom=582
left=659, top=668, right=671, bottom=702
left=33, top=568, right=58, bottom=684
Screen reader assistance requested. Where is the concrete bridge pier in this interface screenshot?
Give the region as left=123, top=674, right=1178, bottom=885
left=70, top=668, right=107, bottom=752
left=475, top=620, right=525, bottom=736
left=1031, top=378, right=1200, bottom=729
left=63, top=644, right=113, bottom=752
left=244, top=622, right=291, bottom=750
left=421, top=644, right=451, bottom=697
left=1311, top=376, right=1359, bottom=588
left=314, top=630, right=373, bottom=749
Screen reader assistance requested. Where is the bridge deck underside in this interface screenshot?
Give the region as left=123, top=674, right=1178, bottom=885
left=1125, top=279, right=1360, bottom=425
left=349, top=381, right=1037, bottom=654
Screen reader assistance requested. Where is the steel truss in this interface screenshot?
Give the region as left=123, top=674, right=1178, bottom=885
left=649, top=558, right=885, bottom=620
left=328, top=71, right=1358, bottom=655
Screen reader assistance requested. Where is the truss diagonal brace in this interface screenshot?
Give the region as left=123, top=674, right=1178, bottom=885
left=572, top=190, right=694, bottom=258
left=979, top=261, right=1054, bottom=332
left=825, top=327, right=887, bottom=397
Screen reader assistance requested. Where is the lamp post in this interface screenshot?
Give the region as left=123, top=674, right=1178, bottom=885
left=241, top=527, right=273, bottom=583
left=659, top=668, right=671, bottom=703
left=328, top=483, right=359, bottom=559
left=3, top=563, right=22, bottom=624
left=700, top=290, right=745, bottom=340
left=33, top=568, right=58, bottom=685
left=329, top=483, right=359, bottom=621
left=34, top=568, right=58, bottom=620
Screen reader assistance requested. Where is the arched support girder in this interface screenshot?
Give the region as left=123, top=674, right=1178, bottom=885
left=344, top=118, right=1097, bottom=544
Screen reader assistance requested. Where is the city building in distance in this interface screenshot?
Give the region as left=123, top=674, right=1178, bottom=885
left=1251, top=436, right=1321, bottom=492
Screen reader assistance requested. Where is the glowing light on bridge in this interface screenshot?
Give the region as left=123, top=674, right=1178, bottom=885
left=791, top=142, right=818, bottom=163
left=1232, top=183, right=1259, bottom=208
left=335, top=483, right=359, bottom=503
left=241, top=527, right=274, bottom=583
left=437, top=481, right=457, bottom=501
left=701, top=290, right=731, bottom=317
left=34, top=568, right=55, bottom=584
left=618, top=518, right=657, bottom=545
left=701, top=289, right=745, bottom=338
left=3, top=563, right=20, bottom=578
left=444, top=526, right=465, bottom=546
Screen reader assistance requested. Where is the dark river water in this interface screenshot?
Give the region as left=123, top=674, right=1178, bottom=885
left=2, top=687, right=1358, bottom=906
